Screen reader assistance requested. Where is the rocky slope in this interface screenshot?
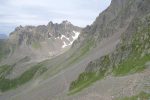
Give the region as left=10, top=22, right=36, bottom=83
left=70, top=0, right=150, bottom=95
left=7, top=20, right=81, bottom=62
left=75, top=0, right=137, bottom=47
left=0, top=20, right=81, bottom=79
left=0, top=39, right=10, bottom=61
left=0, top=0, right=150, bottom=100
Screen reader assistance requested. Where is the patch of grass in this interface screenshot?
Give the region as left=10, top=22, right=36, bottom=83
left=68, top=55, right=110, bottom=95
left=32, top=42, right=41, bottom=49
left=113, top=25, right=150, bottom=76
left=0, top=63, right=47, bottom=92
left=68, top=20, right=150, bottom=95
left=113, top=54, right=150, bottom=76
left=116, top=92, right=150, bottom=100
left=68, top=71, right=105, bottom=95
left=0, top=65, right=13, bottom=78
left=0, top=40, right=10, bottom=60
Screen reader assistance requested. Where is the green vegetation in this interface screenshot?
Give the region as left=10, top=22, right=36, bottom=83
left=0, top=64, right=47, bottom=92
left=69, top=18, right=150, bottom=94
left=0, top=65, right=13, bottom=78
left=69, top=55, right=110, bottom=95
left=113, top=24, right=150, bottom=76
left=69, top=72, right=104, bottom=95
left=116, top=92, right=150, bottom=100
left=0, top=40, right=10, bottom=60
left=113, top=54, right=150, bottom=76
left=32, top=42, right=41, bottom=49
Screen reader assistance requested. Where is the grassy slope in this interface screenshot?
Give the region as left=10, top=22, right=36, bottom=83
left=32, top=42, right=41, bottom=49
left=68, top=55, right=110, bottom=95
left=69, top=20, right=150, bottom=94
left=68, top=72, right=104, bottom=95
left=0, top=40, right=10, bottom=61
left=113, top=54, right=150, bottom=76
left=113, top=26, right=150, bottom=76
left=0, top=63, right=47, bottom=92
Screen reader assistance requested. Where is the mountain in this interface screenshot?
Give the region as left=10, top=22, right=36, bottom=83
left=76, top=0, right=150, bottom=77
left=1, top=20, right=81, bottom=64
left=69, top=0, right=150, bottom=97
left=0, top=0, right=150, bottom=100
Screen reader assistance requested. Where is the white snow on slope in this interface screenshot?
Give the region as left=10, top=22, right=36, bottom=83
left=72, top=31, right=80, bottom=41
left=61, top=31, right=80, bottom=48
left=62, top=41, right=68, bottom=48
left=61, top=35, right=70, bottom=41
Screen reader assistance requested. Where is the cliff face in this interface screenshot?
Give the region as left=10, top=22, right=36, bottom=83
left=84, top=0, right=150, bottom=72
left=70, top=0, right=150, bottom=93
left=9, top=21, right=81, bottom=46
left=76, top=0, right=150, bottom=46
left=85, top=15, right=150, bottom=73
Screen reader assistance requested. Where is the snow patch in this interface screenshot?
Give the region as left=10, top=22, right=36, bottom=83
left=62, top=41, right=68, bottom=48
left=61, top=35, right=70, bottom=41
left=72, top=31, right=80, bottom=41
left=61, top=31, right=80, bottom=48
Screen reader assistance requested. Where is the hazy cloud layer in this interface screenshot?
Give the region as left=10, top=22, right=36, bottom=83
left=0, top=0, right=111, bottom=35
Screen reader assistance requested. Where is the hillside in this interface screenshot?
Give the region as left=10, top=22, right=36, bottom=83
left=0, top=21, right=81, bottom=79
left=0, top=0, right=150, bottom=100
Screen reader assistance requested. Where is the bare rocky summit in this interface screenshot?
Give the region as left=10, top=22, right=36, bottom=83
left=0, top=21, right=81, bottom=66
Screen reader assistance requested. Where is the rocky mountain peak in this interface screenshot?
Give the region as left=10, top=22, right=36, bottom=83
left=111, top=0, right=126, bottom=5
left=61, top=20, right=72, bottom=25
left=14, top=25, right=23, bottom=31
left=7, top=20, right=82, bottom=60
left=77, top=0, right=150, bottom=46
left=47, top=21, right=54, bottom=26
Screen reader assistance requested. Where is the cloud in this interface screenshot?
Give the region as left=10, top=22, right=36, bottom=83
left=0, top=0, right=111, bottom=35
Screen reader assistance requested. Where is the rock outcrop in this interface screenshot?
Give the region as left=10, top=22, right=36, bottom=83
left=3, top=20, right=81, bottom=64
left=70, top=0, right=150, bottom=93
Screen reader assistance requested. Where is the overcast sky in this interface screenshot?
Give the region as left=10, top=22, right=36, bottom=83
left=0, top=0, right=111, bottom=35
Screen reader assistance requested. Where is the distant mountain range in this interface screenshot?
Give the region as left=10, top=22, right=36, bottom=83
left=0, top=0, right=150, bottom=100
left=0, top=20, right=82, bottom=65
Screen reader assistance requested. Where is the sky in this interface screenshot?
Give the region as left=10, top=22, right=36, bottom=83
left=0, top=0, right=111, bottom=35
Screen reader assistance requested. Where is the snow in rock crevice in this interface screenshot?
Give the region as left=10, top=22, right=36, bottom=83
left=61, top=31, right=80, bottom=48
left=62, top=41, right=68, bottom=48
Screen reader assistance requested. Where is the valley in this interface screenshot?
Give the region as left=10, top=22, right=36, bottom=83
left=0, top=0, right=150, bottom=100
